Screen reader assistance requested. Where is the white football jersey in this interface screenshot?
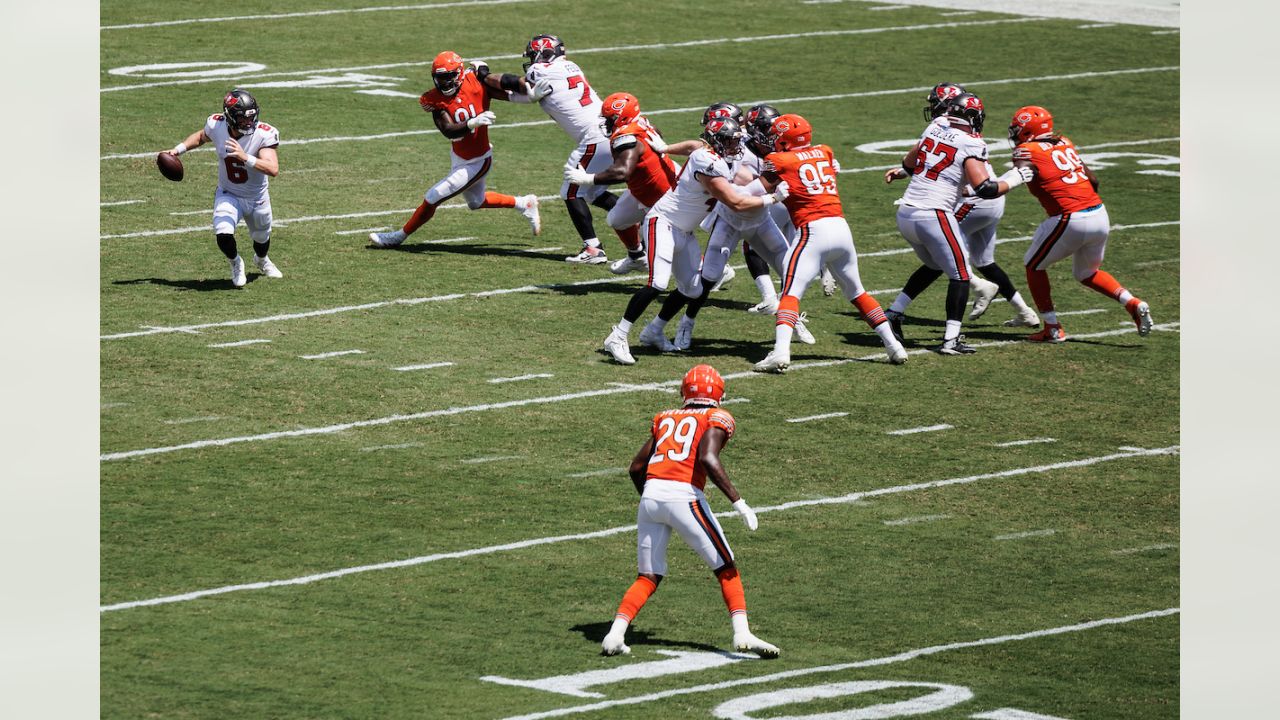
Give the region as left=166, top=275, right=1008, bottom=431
left=204, top=114, right=280, bottom=199
left=707, top=146, right=766, bottom=229
left=652, top=146, right=731, bottom=232
left=930, top=116, right=1000, bottom=210
left=526, top=57, right=605, bottom=145
left=899, top=119, right=988, bottom=211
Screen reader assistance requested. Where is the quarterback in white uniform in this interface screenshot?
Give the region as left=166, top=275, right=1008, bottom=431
left=161, top=89, right=282, bottom=288
left=602, top=118, right=787, bottom=365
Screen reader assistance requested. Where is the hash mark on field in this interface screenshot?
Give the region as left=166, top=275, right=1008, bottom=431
left=489, top=373, right=553, bottom=384
left=994, top=437, right=1056, bottom=447
left=1112, top=543, right=1178, bottom=555
left=521, top=246, right=563, bottom=253
left=163, top=416, right=222, bottom=425
left=207, top=339, right=271, bottom=348
left=335, top=226, right=391, bottom=236
left=461, top=455, right=525, bottom=464
left=299, top=349, right=365, bottom=360
left=101, top=402, right=129, bottom=410
left=141, top=325, right=200, bottom=335
left=607, top=382, right=679, bottom=394
left=567, top=467, right=627, bottom=478
left=354, top=89, right=420, bottom=98
left=884, top=514, right=951, bottom=526
left=973, top=710, right=1073, bottom=720
left=1151, top=29, right=1180, bottom=35
left=169, top=209, right=213, bottom=216
left=786, top=412, right=848, bottom=423
left=887, top=423, right=953, bottom=436
left=1056, top=308, right=1106, bottom=316
left=360, top=442, right=424, bottom=452
left=1078, top=23, right=1116, bottom=28
left=1137, top=257, right=1179, bottom=267
left=100, top=199, right=144, bottom=206
left=720, top=398, right=751, bottom=405
left=995, top=529, right=1056, bottom=541
left=392, top=362, right=453, bottom=372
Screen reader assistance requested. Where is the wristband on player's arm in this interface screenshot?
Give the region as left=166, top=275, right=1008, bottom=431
left=172, top=143, right=187, bottom=155
left=245, top=155, right=258, bottom=170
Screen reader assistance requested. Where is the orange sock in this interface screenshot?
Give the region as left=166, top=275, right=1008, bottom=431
left=715, top=566, right=747, bottom=617
left=852, top=292, right=887, bottom=328
left=479, top=192, right=516, bottom=209
left=616, top=224, right=641, bottom=252
left=615, top=576, right=658, bottom=622
left=776, top=294, right=800, bottom=328
left=1080, top=270, right=1125, bottom=301
left=402, top=200, right=437, bottom=235
left=1024, top=267, right=1055, bottom=313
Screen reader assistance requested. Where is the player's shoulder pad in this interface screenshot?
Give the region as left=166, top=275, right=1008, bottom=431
left=206, top=114, right=223, bottom=130
left=709, top=408, right=736, bottom=436
left=419, top=90, right=443, bottom=110
left=611, top=131, right=639, bottom=150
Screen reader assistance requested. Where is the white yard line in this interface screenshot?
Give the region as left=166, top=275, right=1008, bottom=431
left=720, top=398, right=751, bottom=405
left=99, top=322, right=1180, bottom=462
left=168, top=209, right=213, bottom=216
left=489, top=373, right=554, bottom=384
left=884, top=514, right=951, bottom=526
left=102, top=0, right=538, bottom=30
left=99, top=446, right=1178, bottom=611
left=521, top=246, right=563, bottom=253
left=335, top=226, right=391, bottom=236
left=299, top=349, right=365, bottom=360
left=207, top=338, right=271, bottom=348
left=994, top=437, right=1056, bottom=447
left=392, top=361, right=454, bottom=372
left=887, top=423, right=953, bottom=435
left=566, top=467, right=627, bottom=479
left=162, top=416, right=222, bottom=425
left=1112, top=543, right=1178, bottom=555
left=1136, top=257, right=1179, bottom=267
left=995, top=529, right=1057, bottom=540
left=99, top=63, right=1175, bottom=161
left=1056, top=308, right=1107, bottom=316
left=786, top=412, right=849, bottom=423
left=100, top=199, right=145, bottom=206
left=461, top=455, right=525, bottom=464
left=101, top=402, right=130, bottom=410
left=359, top=442, right=424, bottom=452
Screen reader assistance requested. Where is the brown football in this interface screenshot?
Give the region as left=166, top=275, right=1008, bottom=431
left=157, top=152, right=184, bottom=181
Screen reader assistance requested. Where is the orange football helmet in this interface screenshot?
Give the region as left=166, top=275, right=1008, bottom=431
left=432, top=51, right=465, bottom=96
left=1008, top=105, right=1054, bottom=145
left=770, top=113, right=813, bottom=152
left=601, top=92, right=641, bottom=135
left=681, top=364, right=725, bottom=407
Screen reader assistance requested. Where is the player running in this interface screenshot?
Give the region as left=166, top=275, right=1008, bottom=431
left=1007, top=105, right=1152, bottom=342
left=602, top=118, right=787, bottom=365
left=753, top=114, right=908, bottom=373
left=563, top=91, right=678, bottom=276
left=162, top=89, right=283, bottom=288
left=368, top=51, right=541, bottom=249
left=601, top=364, right=779, bottom=659
left=883, top=93, right=1030, bottom=354
left=882, top=84, right=1038, bottom=338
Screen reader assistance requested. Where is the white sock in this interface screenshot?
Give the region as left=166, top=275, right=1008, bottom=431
left=1042, top=311, right=1058, bottom=326
left=616, top=319, right=633, bottom=334
left=731, top=613, right=751, bottom=636
left=608, top=617, right=630, bottom=638
left=773, top=323, right=794, bottom=355
left=1009, top=291, right=1030, bottom=311
left=874, top=323, right=898, bottom=348
left=513, top=195, right=529, bottom=210
left=754, top=275, right=777, bottom=301
left=679, top=315, right=694, bottom=328
left=584, top=237, right=601, bottom=249
left=1117, top=289, right=1134, bottom=304
left=944, top=319, right=962, bottom=341
left=889, top=292, right=912, bottom=315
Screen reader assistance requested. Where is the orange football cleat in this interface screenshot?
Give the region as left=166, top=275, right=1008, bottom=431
left=1027, top=323, right=1067, bottom=343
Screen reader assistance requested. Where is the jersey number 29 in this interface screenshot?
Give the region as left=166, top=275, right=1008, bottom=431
left=651, top=416, right=697, bottom=464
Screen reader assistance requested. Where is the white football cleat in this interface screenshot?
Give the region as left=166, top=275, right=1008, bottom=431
left=747, top=298, right=779, bottom=315
left=566, top=245, right=608, bottom=265
left=603, top=326, right=636, bottom=365
left=753, top=350, right=790, bottom=374
left=968, top=276, right=1000, bottom=320
left=601, top=633, right=631, bottom=656
left=821, top=267, right=837, bottom=296
left=229, top=255, right=247, bottom=288
left=638, top=322, right=677, bottom=352
left=711, top=264, right=736, bottom=292
left=610, top=254, right=648, bottom=275
left=794, top=312, right=816, bottom=345
left=1130, top=300, right=1153, bottom=337
left=887, top=342, right=908, bottom=365
left=253, top=255, right=283, bottom=278
left=733, top=632, right=780, bottom=658
left=673, top=316, right=695, bottom=351
left=1004, top=305, right=1041, bottom=328
left=370, top=229, right=406, bottom=248
left=519, top=195, right=542, bottom=236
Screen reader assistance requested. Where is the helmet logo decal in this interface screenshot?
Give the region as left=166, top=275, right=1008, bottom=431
left=1017, top=112, right=1033, bottom=124
left=610, top=98, right=628, bottom=111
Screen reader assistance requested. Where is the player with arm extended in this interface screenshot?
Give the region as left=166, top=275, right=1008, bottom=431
left=752, top=114, right=908, bottom=373
left=1006, top=105, right=1152, bottom=342
left=602, top=117, right=787, bottom=364
left=563, top=92, right=679, bottom=276
left=368, top=51, right=541, bottom=249
left=600, top=364, right=779, bottom=659
left=882, top=86, right=1039, bottom=338
left=161, top=89, right=283, bottom=288
left=883, top=93, right=1030, bottom=355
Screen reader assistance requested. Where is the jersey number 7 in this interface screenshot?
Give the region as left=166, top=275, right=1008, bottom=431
left=567, top=75, right=593, bottom=107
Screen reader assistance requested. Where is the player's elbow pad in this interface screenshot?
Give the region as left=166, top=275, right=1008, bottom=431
left=974, top=179, right=1001, bottom=199
left=499, top=74, right=522, bottom=93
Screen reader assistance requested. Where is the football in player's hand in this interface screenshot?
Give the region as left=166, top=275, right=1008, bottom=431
left=157, top=152, right=184, bottom=181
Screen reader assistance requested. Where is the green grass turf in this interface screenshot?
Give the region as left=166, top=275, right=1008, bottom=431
left=100, top=1, right=1179, bottom=717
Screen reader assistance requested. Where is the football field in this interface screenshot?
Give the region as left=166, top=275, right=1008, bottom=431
left=99, top=1, right=1180, bottom=717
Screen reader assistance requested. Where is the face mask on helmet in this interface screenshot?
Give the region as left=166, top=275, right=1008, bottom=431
left=744, top=104, right=780, bottom=155
left=433, top=69, right=462, bottom=96
left=223, top=90, right=258, bottom=137
left=702, top=118, right=743, bottom=159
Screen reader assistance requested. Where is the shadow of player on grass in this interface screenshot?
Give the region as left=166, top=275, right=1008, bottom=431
left=570, top=622, right=727, bottom=655
left=364, top=240, right=566, bottom=263
left=113, top=276, right=257, bottom=291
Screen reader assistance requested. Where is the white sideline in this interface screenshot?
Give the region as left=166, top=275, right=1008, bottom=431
left=498, top=608, right=1180, bottom=720
left=99, top=446, right=1178, bottom=611
left=98, top=322, right=1180, bottom=462
left=99, top=221, right=1177, bottom=340
left=99, top=64, right=1175, bottom=159
left=102, top=0, right=538, bottom=30
left=100, top=18, right=1047, bottom=94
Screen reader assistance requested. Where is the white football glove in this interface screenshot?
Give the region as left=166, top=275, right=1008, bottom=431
left=1016, top=165, right=1035, bottom=183
left=647, top=133, right=668, bottom=154
left=997, top=165, right=1034, bottom=188
left=733, top=499, right=759, bottom=531
left=529, top=77, right=555, bottom=102
left=466, top=110, right=496, bottom=130
left=771, top=180, right=790, bottom=203
left=564, top=166, right=594, bottom=186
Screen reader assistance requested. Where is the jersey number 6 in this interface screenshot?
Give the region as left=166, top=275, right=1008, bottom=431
left=224, top=157, right=248, bottom=184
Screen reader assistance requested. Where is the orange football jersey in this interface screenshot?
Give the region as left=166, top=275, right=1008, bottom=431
left=763, top=145, right=844, bottom=227
left=646, top=406, right=736, bottom=491
left=1013, top=136, right=1102, bottom=216
left=419, top=70, right=502, bottom=160
left=611, top=116, right=678, bottom=207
